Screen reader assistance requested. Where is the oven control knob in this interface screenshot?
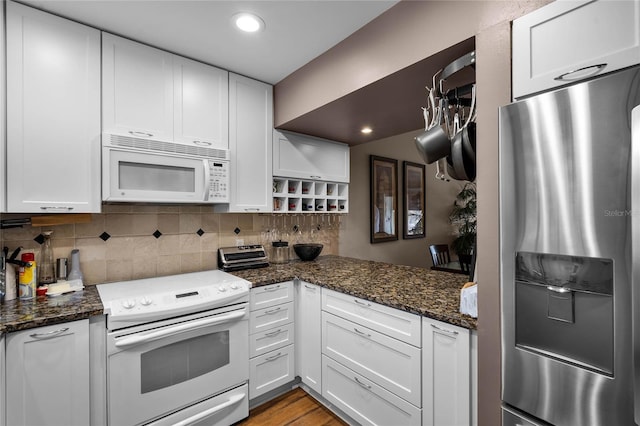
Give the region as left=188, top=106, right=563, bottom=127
left=218, top=286, right=227, bottom=292
left=122, top=299, right=136, bottom=309
left=140, top=297, right=153, bottom=306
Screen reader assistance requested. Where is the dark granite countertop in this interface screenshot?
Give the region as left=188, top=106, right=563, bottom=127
left=0, top=255, right=477, bottom=334
left=0, top=285, right=103, bottom=333
left=231, top=255, right=478, bottom=330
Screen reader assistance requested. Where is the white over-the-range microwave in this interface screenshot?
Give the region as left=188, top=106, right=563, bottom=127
left=102, top=134, right=230, bottom=204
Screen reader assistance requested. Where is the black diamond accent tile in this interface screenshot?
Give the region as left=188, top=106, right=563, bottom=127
left=153, top=230, right=162, bottom=239
left=99, top=232, right=111, bottom=241
left=196, top=229, right=205, bottom=236
left=234, top=227, right=241, bottom=235
left=33, top=234, right=45, bottom=245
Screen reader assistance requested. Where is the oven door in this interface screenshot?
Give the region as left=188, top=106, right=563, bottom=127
left=106, top=304, right=249, bottom=426
left=103, top=147, right=213, bottom=203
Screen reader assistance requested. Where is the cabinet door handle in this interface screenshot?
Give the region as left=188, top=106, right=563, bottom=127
left=265, top=352, right=283, bottom=361
left=30, top=327, right=69, bottom=340
left=354, top=298, right=371, bottom=307
left=40, top=206, right=74, bottom=212
left=554, top=63, right=607, bottom=81
left=354, top=377, right=372, bottom=389
left=304, top=284, right=316, bottom=290
left=264, top=328, right=283, bottom=337
left=354, top=327, right=371, bottom=338
left=244, top=208, right=260, bottom=212
left=193, top=140, right=212, bottom=146
left=310, top=175, right=322, bottom=179
left=264, top=307, right=282, bottom=314
left=431, top=323, right=459, bottom=336
left=128, top=131, right=153, bottom=138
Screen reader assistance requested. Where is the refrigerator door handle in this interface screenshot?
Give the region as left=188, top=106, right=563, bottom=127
left=631, top=104, right=640, bottom=425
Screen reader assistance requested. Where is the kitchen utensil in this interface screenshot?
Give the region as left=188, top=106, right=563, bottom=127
left=293, top=243, right=323, bottom=261
left=414, top=123, right=451, bottom=164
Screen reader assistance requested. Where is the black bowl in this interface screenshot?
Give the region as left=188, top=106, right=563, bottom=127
left=293, top=243, right=323, bottom=261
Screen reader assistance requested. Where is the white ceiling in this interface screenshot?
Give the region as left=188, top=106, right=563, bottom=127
left=20, top=0, right=398, bottom=85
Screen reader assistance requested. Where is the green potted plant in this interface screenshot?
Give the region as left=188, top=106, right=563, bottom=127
left=449, top=182, right=477, bottom=268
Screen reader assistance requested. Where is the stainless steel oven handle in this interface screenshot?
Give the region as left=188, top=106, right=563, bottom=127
left=173, top=392, right=246, bottom=426
left=631, top=105, right=640, bottom=424
left=115, top=309, right=246, bottom=349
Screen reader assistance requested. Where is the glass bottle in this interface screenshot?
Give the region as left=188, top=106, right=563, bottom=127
left=38, top=230, right=56, bottom=285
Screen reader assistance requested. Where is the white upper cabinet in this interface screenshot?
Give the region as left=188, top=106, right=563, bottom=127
left=173, top=56, right=228, bottom=149
left=6, top=1, right=101, bottom=213
left=102, top=33, right=229, bottom=149
left=273, top=130, right=349, bottom=183
left=102, top=33, right=174, bottom=141
left=512, top=0, right=640, bottom=98
left=217, top=73, right=273, bottom=212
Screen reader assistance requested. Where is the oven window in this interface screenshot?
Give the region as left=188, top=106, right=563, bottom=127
left=140, top=331, right=229, bottom=394
left=119, top=162, right=195, bottom=192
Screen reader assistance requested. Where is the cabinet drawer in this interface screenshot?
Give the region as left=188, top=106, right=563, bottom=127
left=322, top=288, right=421, bottom=347
left=249, top=344, right=295, bottom=400
left=249, top=323, right=295, bottom=358
left=322, top=312, right=421, bottom=407
left=250, top=281, right=294, bottom=310
left=250, top=301, right=294, bottom=334
left=322, top=355, right=421, bottom=426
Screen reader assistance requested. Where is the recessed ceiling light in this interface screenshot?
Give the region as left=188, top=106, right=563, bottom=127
left=232, top=12, right=265, bottom=33
left=361, top=127, right=373, bottom=134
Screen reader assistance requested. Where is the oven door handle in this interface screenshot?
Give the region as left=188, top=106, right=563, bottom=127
left=173, top=392, right=246, bottom=426
left=115, top=309, right=246, bottom=349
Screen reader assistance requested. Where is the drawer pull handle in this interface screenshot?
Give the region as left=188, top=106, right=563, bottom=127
left=310, top=175, right=322, bottom=179
left=40, top=206, right=74, bottom=211
left=128, top=131, right=154, bottom=138
left=264, top=285, right=281, bottom=292
left=431, top=323, right=459, bottom=336
left=30, top=327, right=69, bottom=340
left=554, top=63, right=607, bottom=81
left=193, top=140, right=212, bottom=146
left=354, top=328, right=371, bottom=338
left=264, top=329, right=283, bottom=337
left=265, top=352, right=283, bottom=361
left=354, top=377, right=372, bottom=389
left=354, top=299, right=371, bottom=307
left=265, top=307, right=282, bottom=314
left=304, top=284, right=316, bottom=290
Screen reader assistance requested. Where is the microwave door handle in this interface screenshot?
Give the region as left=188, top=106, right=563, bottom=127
left=632, top=105, right=640, bottom=425
left=202, top=160, right=210, bottom=201
left=173, top=392, right=246, bottom=426
left=114, top=309, right=246, bottom=349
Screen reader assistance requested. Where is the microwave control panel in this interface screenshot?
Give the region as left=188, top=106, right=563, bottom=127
left=208, top=160, right=229, bottom=202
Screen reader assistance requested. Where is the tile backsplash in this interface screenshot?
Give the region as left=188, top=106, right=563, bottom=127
left=0, top=205, right=340, bottom=285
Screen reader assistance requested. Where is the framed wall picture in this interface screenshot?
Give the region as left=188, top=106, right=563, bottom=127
left=370, top=155, right=398, bottom=243
left=403, top=161, right=426, bottom=239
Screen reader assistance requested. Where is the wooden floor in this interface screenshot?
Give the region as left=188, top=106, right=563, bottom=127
left=236, top=388, right=348, bottom=426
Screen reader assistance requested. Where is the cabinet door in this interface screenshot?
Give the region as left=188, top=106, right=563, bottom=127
left=225, top=73, right=273, bottom=212
left=0, top=334, right=4, bottom=426
left=102, top=33, right=173, bottom=140
left=273, top=130, right=350, bottom=183
left=512, top=0, right=640, bottom=98
left=6, top=320, right=90, bottom=426
left=173, top=56, right=228, bottom=149
left=422, top=317, right=470, bottom=426
left=6, top=2, right=101, bottom=213
left=296, top=281, right=322, bottom=394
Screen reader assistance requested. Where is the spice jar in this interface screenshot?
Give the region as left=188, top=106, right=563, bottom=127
left=271, top=241, right=289, bottom=264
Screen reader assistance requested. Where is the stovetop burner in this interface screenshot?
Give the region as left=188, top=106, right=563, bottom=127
left=97, top=270, right=251, bottom=331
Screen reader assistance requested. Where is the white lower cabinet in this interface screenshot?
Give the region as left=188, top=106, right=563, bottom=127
left=6, top=319, right=90, bottom=426
left=322, top=311, right=421, bottom=407
left=422, top=317, right=471, bottom=426
left=295, top=281, right=322, bottom=394
left=249, top=282, right=295, bottom=400
left=322, top=355, right=421, bottom=426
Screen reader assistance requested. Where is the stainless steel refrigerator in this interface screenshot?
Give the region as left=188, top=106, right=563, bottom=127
left=500, top=65, right=640, bottom=425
